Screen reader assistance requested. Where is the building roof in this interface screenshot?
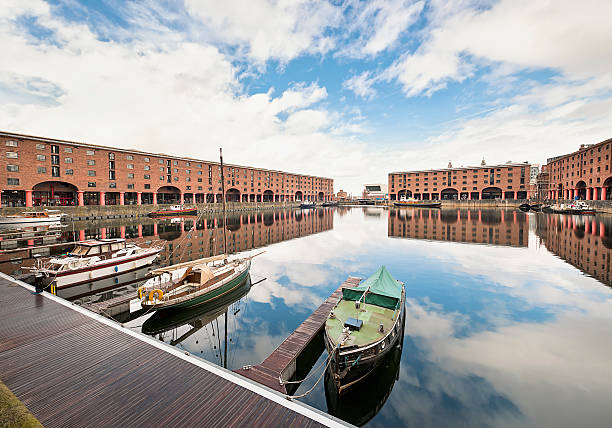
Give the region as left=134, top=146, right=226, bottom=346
left=546, top=137, right=612, bottom=164
left=0, top=131, right=332, bottom=181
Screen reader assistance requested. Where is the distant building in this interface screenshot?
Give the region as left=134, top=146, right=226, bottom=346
left=0, top=131, right=334, bottom=207
left=336, top=189, right=349, bottom=200
left=362, top=184, right=388, bottom=201
left=388, top=162, right=532, bottom=201
left=545, top=137, right=612, bottom=200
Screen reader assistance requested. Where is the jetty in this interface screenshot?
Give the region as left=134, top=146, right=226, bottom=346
left=0, top=273, right=348, bottom=428
left=235, top=276, right=361, bottom=394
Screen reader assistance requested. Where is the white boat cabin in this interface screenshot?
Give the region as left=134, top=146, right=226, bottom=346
left=68, top=238, right=129, bottom=257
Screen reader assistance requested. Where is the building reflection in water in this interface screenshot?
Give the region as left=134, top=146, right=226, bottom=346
left=388, top=208, right=528, bottom=247
left=535, top=214, right=612, bottom=286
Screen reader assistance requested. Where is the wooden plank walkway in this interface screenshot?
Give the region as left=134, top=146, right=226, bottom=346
left=235, top=277, right=361, bottom=393
left=0, top=274, right=348, bottom=428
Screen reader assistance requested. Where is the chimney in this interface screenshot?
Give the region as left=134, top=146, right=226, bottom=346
left=447, top=161, right=452, bottom=168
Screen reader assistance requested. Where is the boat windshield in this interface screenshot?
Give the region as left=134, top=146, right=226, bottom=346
left=70, top=245, right=90, bottom=256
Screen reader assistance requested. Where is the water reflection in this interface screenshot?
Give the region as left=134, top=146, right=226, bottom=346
left=535, top=214, right=612, bottom=286
left=389, top=208, right=528, bottom=247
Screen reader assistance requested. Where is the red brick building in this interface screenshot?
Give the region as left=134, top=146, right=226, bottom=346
left=388, top=162, right=532, bottom=201
left=545, top=138, right=612, bottom=200
left=0, top=131, right=333, bottom=207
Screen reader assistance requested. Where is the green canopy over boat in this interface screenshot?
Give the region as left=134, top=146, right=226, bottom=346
left=342, top=266, right=402, bottom=310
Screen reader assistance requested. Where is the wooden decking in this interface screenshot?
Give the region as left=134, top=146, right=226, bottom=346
left=0, top=274, right=347, bottom=428
left=235, top=277, right=361, bottom=393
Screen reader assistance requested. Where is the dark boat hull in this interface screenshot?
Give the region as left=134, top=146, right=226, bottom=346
left=322, top=202, right=339, bottom=207
left=148, top=208, right=198, bottom=217
left=300, top=203, right=316, bottom=209
left=394, top=201, right=441, bottom=208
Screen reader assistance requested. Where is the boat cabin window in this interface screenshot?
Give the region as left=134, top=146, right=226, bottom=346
left=71, top=246, right=89, bottom=256
left=100, top=245, right=110, bottom=253
left=110, top=242, right=125, bottom=251
left=87, top=246, right=100, bottom=255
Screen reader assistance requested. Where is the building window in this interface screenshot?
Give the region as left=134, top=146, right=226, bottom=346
left=88, top=170, right=96, bottom=176
left=186, top=162, right=191, bottom=166
left=5, top=140, right=18, bottom=147
left=127, top=164, right=134, bottom=169
left=197, top=178, right=202, bottom=182
left=186, top=169, right=191, bottom=174
left=159, top=159, right=164, bottom=164
left=36, top=154, right=46, bottom=161
left=7, top=178, right=19, bottom=185
left=198, top=186, right=203, bottom=190
left=109, top=182, right=116, bottom=188
left=173, top=168, right=178, bottom=173
left=87, top=150, right=95, bottom=156
left=88, top=182, right=96, bottom=188
left=127, top=184, right=134, bottom=189
left=109, top=170, right=116, bottom=180
left=173, top=160, right=178, bottom=166
left=65, top=169, right=73, bottom=175
left=144, top=165, right=150, bottom=171
left=51, top=155, right=59, bottom=165
left=144, top=184, right=150, bottom=189
left=127, top=155, right=134, bottom=160
left=51, top=166, right=60, bottom=177
left=186, top=186, right=191, bottom=190
left=7, top=164, right=19, bottom=172
left=127, top=173, right=134, bottom=179
left=51, top=145, right=59, bottom=154
left=186, top=177, right=191, bottom=182
left=64, top=147, right=72, bottom=153
left=87, top=160, right=95, bottom=166
left=173, top=176, right=178, bottom=181
left=144, top=174, right=150, bottom=180
left=160, top=176, right=164, bottom=180
left=144, top=157, right=150, bottom=162
left=109, top=153, right=115, bottom=160
left=37, top=166, right=46, bottom=174
left=65, top=157, right=73, bottom=163
left=198, top=170, right=202, bottom=175
left=36, top=143, right=46, bottom=150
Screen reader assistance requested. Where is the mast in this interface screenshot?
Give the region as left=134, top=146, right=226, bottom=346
left=220, top=148, right=228, bottom=255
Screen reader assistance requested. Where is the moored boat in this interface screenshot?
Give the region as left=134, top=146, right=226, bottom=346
left=29, top=238, right=163, bottom=289
left=148, top=204, right=197, bottom=217
left=550, top=201, right=596, bottom=215
left=0, top=210, right=64, bottom=227
left=322, top=201, right=339, bottom=207
left=139, top=253, right=258, bottom=311
left=394, top=198, right=441, bottom=208
left=324, top=266, right=405, bottom=395
left=300, top=201, right=316, bottom=209
left=518, top=203, right=531, bottom=212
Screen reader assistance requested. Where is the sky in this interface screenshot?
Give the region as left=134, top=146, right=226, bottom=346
left=1, top=0, right=612, bottom=194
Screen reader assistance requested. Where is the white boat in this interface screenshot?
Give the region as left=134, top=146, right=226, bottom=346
left=29, top=238, right=164, bottom=289
left=0, top=210, right=64, bottom=226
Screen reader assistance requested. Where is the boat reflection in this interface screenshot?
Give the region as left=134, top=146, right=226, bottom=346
left=388, top=208, right=528, bottom=247
left=325, top=315, right=405, bottom=426
left=535, top=214, right=612, bottom=286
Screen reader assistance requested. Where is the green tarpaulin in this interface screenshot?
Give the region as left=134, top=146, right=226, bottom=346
left=342, top=266, right=403, bottom=310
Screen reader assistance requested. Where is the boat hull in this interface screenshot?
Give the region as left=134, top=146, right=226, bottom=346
left=0, top=217, right=62, bottom=226
left=148, top=208, right=198, bottom=217
left=394, top=201, right=441, bottom=208
left=43, top=250, right=161, bottom=289
left=143, top=263, right=251, bottom=311
left=300, top=203, right=316, bottom=209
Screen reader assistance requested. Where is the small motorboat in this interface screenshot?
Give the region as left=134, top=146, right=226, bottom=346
left=0, top=210, right=64, bottom=227
left=518, top=203, right=531, bottom=212
left=394, top=198, right=441, bottom=208
left=300, top=201, right=316, bottom=209
left=324, top=266, right=405, bottom=395
left=549, top=201, right=596, bottom=215
left=529, top=203, right=543, bottom=212
left=322, top=201, right=339, bottom=207
left=148, top=204, right=197, bottom=217
left=139, top=252, right=261, bottom=311
left=28, top=238, right=163, bottom=290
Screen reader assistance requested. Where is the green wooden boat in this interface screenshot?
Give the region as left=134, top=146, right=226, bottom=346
left=139, top=254, right=252, bottom=311
left=324, top=266, right=405, bottom=395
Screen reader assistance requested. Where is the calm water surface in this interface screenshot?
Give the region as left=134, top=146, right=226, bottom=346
left=7, top=207, right=612, bottom=427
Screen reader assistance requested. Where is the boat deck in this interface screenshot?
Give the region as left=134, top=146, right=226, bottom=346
left=235, top=276, right=361, bottom=393
left=325, top=300, right=397, bottom=347
left=0, top=274, right=345, bottom=428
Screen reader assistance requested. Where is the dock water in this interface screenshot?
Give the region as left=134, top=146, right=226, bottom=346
left=235, top=276, right=361, bottom=394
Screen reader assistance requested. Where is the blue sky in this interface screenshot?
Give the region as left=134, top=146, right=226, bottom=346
left=2, top=0, right=612, bottom=193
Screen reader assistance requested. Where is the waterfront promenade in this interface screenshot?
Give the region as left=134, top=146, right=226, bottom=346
left=0, top=273, right=347, bottom=428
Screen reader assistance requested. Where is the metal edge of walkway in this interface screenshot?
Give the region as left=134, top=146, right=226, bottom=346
left=0, top=272, right=352, bottom=428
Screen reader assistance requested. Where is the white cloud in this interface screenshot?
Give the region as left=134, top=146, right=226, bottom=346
left=342, top=71, right=377, bottom=99
left=184, top=0, right=340, bottom=64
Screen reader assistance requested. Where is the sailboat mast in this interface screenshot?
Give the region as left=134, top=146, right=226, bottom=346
left=220, top=148, right=228, bottom=255
left=224, top=310, right=228, bottom=369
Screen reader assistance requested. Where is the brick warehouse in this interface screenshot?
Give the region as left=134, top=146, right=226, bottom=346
left=544, top=137, right=612, bottom=200
left=0, top=131, right=333, bottom=207
left=388, top=162, right=533, bottom=201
